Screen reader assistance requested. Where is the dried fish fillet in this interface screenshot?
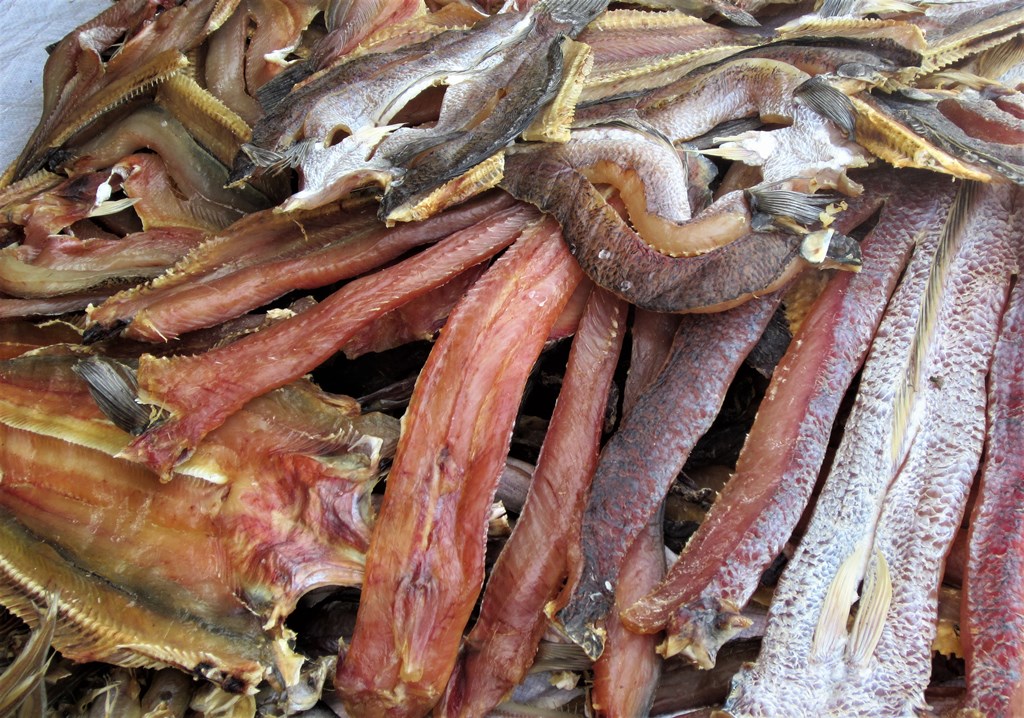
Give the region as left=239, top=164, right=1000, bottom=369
left=337, top=219, right=583, bottom=717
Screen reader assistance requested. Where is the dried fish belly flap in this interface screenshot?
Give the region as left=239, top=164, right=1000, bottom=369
left=337, top=219, right=583, bottom=717
left=0, top=352, right=398, bottom=692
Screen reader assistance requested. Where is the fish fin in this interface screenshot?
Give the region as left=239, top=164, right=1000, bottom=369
left=529, top=641, right=592, bottom=673
left=811, top=551, right=862, bottom=659
left=255, top=60, right=312, bottom=112
left=816, top=0, right=856, bottom=17
left=748, top=188, right=838, bottom=227
left=88, top=197, right=140, bottom=219
left=860, top=0, right=921, bottom=15
left=796, top=77, right=856, bottom=140
left=712, top=0, right=760, bottom=27
left=72, top=356, right=162, bottom=436
left=0, top=593, right=58, bottom=717
left=847, top=550, right=892, bottom=667
left=240, top=139, right=314, bottom=175
left=891, top=181, right=972, bottom=469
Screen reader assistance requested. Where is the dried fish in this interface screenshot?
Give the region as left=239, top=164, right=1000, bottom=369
left=620, top=170, right=954, bottom=668
left=4, top=0, right=1024, bottom=715
left=438, top=287, right=626, bottom=718
left=336, top=218, right=583, bottom=716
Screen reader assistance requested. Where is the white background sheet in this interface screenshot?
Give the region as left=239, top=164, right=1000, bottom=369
left=0, top=0, right=107, bottom=172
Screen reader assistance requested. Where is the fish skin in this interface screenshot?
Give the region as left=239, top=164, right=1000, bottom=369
left=722, top=177, right=948, bottom=718
left=955, top=188, right=1024, bottom=718
left=621, top=170, right=953, bottom=667
left=824, top=183, right=1017, bottom=717
left=205, top=0, right=265, bottom=125
left=508, top=126, right=703, bottom=254
left=377, top=32, right=565, bottom=221
left=67, top=106, right=271, bottom=226
left=639, top=59, right=810, bottom=143
left=724, top=182, right=1017, bottom=718
left=555, top=293, right=782, bottom=660
left=241, top=0, right=608, bottom=216
left=578, top=9, right=746, bottom=66
left=867, top=90, right=1024, bottom=184
left=0, top=224, right=207, bottom=299
left=502, top=145, right=842, bottom=314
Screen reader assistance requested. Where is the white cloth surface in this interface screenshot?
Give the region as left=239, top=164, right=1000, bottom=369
left=0, top=0, right=108, bottom=172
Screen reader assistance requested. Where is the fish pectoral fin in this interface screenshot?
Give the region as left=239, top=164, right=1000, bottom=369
left=811, top=550, right=863, bottom=660
left=847, top=549, right=893, bottom=668
left=796, top=76, right=856, bottom=140
left=748, top=187, right=839, bottom=227
left=73, top=355, right=163, bottom=436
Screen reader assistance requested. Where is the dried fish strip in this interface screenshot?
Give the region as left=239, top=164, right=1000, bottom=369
left=955, top=189, right=1024, bottom=718
left=337, top=219, right=583, bottom=717
left=86, top=192, right=514, bottom=342
left=438, top=287, right=626, bottom=718
left=237, top=0, right=607, bottom=218
left=7, top=0, right=1024, bottom=713
left=620, top=170, right=954, bottom=668
left=0, top=225, right=207, bottom=298
left=589, top=310, right=673, bottom=718
left=592, top=513, right=663, bottom=718
left=862, top=88, right=1024, bottom=183
left=555, top=293, right=782, bottom=659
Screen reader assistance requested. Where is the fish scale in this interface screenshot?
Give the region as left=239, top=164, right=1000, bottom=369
left=723, top=174, right=948, bottom=718
left=825, top=182, right=1017, bottom=717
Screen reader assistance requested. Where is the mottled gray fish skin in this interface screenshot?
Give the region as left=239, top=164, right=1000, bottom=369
left=377, top=31, right=567, bottom=220
left=555, top=294, right=782, bottom=659
left=723, top=176, right=954, bottom=718
left=501, top=147, right=812, bottom=313
left=824, top=183, right=1017, bottom=717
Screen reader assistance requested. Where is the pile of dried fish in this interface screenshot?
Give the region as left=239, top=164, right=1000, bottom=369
left=1, top=0, right=1023, bottom=715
